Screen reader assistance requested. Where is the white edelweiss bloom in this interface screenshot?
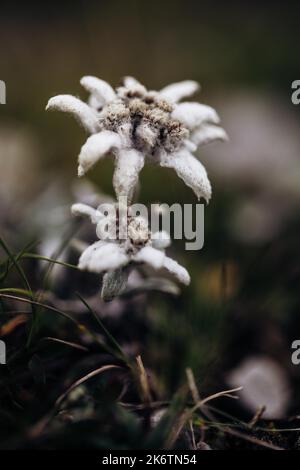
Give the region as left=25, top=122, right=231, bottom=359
left=71, top=202, right=190, bottom=291
left=47, top=76, right=226, bottom=202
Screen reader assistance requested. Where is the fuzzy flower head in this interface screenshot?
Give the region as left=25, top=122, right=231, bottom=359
left=71, top=202, right=191, bottom=293
left=47, top=76, right=227, bottom=203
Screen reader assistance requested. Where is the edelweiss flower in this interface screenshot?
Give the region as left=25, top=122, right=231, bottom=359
left=47, top=76, right=227, bottom=202
left=71, top=202, right=190, bottom=292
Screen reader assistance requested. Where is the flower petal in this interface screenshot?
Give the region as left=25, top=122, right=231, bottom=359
left=135, top=122, right=158, bottom=149
left=151, top=231, right=171, bottom=250
left=71, top=203, right=103, bottom=224
left=80, top=76, right=116, bottom=105
left=160, top=149, right=212, bottom=202
left=159, top=80, right=200, bottom=103
left=163, top=256, right=190, bottom=285
left=46, top=95, right=99, bottom=133
left=88, top=93, right=102, bottom=111
left=133, top=245, right=165, bottom=269
left=133, top=246, right=190, bottom=285
left=191, top=124, right=228, bottom=146
left=78, top=130, right=121, bottom=176
left=113, top=148, right=145, bottom=202
left=172, top=102, right=220, bottom=129
left=101, top=268, right=129, bottom=301
left=78, top=240, right=128, bottom=273
left=122, top=76, right=143, bottom=88
left=183, top=139, right=197, bottom=152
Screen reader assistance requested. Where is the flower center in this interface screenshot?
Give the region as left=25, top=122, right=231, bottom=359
left=100, top=93, right=189, bottom=153
left=127, top=216, right=150, bottom=246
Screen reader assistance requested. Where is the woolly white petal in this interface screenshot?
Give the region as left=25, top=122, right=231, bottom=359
left=191, top=124, right=228, bottom=146
left=163, top=256, right=191, bottom=285
left=183, top=139, right=197, bottom=152
left=113, top=148, right=145, bottom=202
left=160, top=149, right=212, bottom=202
left=71, top=203, right=103, bottom=224
left=133, top=246, right=190, bottom=285
left=88, top=93, right=102, bottom=111
left=172, top=102, right=220, bottom=129
left=80, top=76, right=116, bottom=105
left=78, top=240, right=128, bottom=273
left=123, top=76, right=143, bottom=88
left=46, top=95, right=99, bottom=133
left=101, top=268, right=129, bottom=301
left=151, top=231, right=171, bottom=249
left=133, top=246, right=165, bottom=269
left=159, top=80, right=200, bottom=103
left=78, top=130, right=121, bottom=176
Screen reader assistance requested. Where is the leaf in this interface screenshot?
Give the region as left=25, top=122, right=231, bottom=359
left=38, top=337, right=88, bottom=352
left=21, top=253, right=78, bottom=270
left=55, top=364, right=122, bottom=408
left=0, top=237, right=37, bottom=347
left=75, top=292, right=130, bottom=366
left=0, top=239, right=38, bottom=282
left=135, top=355, right=152, bottom=403
left=0, top=288, right=34, bottom=296
left=0, top=314, right=28, bottom=336
left=0, top=237, right=33, bottom=295
left=101, top=268, right=129, bottom=301
left=145, top=385, right=189, bottom=449
left=0, top=293, right=79, bottom=326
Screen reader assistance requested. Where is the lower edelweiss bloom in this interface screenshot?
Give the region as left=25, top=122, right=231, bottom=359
left=71, top=202, right=191, bottom=289
left=47, top=76, right=227, bottom=202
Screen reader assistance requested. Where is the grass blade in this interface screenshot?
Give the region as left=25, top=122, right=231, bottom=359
left=76, top=292, right=130, bottom=365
